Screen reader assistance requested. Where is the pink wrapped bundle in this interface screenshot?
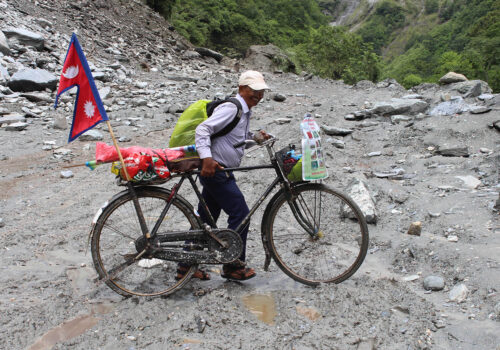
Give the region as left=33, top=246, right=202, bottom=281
left=95, top=142, right=187, bottom=163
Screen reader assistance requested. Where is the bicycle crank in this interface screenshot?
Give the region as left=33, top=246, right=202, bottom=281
left=208, top=229, right=243, bottom=264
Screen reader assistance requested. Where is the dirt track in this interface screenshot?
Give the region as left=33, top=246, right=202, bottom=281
left=1, top=1, right=499, bottom=349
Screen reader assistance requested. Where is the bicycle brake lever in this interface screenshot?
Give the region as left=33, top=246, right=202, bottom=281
left=233, top=139, right=258, bottom=148
left=233, top=136, right=277, bottom=149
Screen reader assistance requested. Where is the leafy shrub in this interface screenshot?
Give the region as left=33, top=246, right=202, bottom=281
left=424, top=0, right=439, bottom=14
left=402, top=74, right=423, bottom=88
left=294, top=26, right=379, bottom=84
left=487, top=66, right=500, bottom=92
left=436, top=51, right=474, bottom=77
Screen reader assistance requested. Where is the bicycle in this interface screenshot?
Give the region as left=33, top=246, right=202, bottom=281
left=89, top=137, right=369, bottom=297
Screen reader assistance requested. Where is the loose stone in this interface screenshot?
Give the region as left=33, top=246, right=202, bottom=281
left=449, top=284, right=469, bottom=303
left=272, top=93, right=286, bottom=102
left=5, top=122, right=28, bottom=131
left=60, top=170, right=74, bottom=178
left=275, top=118, right=292, bottom=124
left=423, top=276, right=445, bottom=291
left=79, top=130, right=103, bottom=141
left=329, top=138, right=345, bottom=149
left=469, top=106, right=491, bottom=114
left=403, top=275, right=420, bottom=282
left=436, top=146, right=469, bottom=157
left=320, top=125, right=353, bottom=136
left=407, top=221, right=422, bottom=236
left=455, top=175, right=481, bottom=189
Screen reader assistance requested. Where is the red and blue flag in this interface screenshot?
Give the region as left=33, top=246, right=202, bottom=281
left=54, top=33, right=108, bottom=142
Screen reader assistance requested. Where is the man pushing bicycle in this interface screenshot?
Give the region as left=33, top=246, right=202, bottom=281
left=176, top=70, right=271, bottom=281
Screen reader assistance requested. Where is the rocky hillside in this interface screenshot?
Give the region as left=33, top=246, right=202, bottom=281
left=320, top=0, right=381, bottom=26
left=1, top=0, right=499, bottom=349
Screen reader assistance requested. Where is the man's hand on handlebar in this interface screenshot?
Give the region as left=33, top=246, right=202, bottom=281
left=253, top=130, right=271, bottom=144
left=200, top=157, right=224, bottom=177
left=233, top=132, right=276, bottom=149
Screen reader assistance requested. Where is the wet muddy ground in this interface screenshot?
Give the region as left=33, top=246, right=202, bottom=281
left=2, top=74, right=499, bottom=350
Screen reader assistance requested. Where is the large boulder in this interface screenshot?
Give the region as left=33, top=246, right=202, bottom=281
left=344, top=177, right=378, bottom=224
left=451, top=79, right=492, bottom=95
left=439, top=72, right=467, bottom=84
left=8, top=68, right=58, bottom=92
left=243, top=44, right=295, bottom=73
left=0, top=31, right=10, bottom=55
left=429, top=96, right=470, bottom=116
left=1, top=27, right=44, bottom=51
left=370, top=98, right=429, bottom=116
left=195, top=47, right=223, bottom=62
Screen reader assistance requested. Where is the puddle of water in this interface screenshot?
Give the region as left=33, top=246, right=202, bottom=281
left=28, top=303, right=115, bottom=350
left=90, top=302, right=115, bottom=315
left=242, top=293, right=276, bottom=325
left=28, top=314, right=99, bottom=350
left=66, top=267, right=96, bottom=296
left=296, top=305, right=320, bottom=321
left=183, top=338, right=202, bottom=344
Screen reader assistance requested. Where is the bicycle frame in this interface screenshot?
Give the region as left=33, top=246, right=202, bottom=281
left=152, top=151, right=283, bottom=240
left=124, top=140, right=319, bottom=250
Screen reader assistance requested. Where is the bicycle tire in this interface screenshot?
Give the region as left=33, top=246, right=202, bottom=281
left=90, top=187, right=201, bottom=297
left=264, top=183, right=368, bottom=286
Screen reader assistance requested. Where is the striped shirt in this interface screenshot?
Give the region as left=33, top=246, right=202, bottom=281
left=195, top=94, right=253, bottom=168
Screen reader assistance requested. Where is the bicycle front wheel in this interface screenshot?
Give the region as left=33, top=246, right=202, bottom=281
left=264, top=183, right=368, bottom=285
left=91, top=187, right=201, bottom=297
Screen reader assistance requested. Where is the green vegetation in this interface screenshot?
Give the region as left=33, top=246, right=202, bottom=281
left=147, top=0, right=500, bottom=92
left=155, top=0, right=327, bottom=55
left=293, top=26, right=379, bottom=84
left=357, top=0, right=406, bottom=54
left=382, top=0, right=500, bottom=90
left=147, top=0, right=379, bottom=84
left=424, top=0, right=439, bottom=14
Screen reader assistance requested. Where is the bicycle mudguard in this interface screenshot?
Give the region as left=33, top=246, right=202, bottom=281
left=260, top=181, right=310, bottom=271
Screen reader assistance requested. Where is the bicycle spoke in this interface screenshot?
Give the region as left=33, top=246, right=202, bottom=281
left=101, top=222, right=137, bottom=241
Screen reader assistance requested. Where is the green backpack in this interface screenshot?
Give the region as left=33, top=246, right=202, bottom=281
left=169, top=97, right=243, bottom=148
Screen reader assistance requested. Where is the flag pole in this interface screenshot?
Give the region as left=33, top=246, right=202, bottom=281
left=105, top=120, right=131, bottom=181
left=63, top=162, right=92, bottom=168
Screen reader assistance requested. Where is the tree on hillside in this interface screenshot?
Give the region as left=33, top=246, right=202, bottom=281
left=146, top=0, right=177, bottom=19
left=294, top=26, right=379, bottom=84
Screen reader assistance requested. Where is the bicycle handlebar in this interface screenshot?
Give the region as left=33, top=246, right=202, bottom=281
left=233, top=135, right=277, bottom=149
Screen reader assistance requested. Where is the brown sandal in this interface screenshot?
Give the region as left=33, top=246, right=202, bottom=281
left=221, top=266, right=256, bottom=281
left=176, top=266, right=211, bottom=281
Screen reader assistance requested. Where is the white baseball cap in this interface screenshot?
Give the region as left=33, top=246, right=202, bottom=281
left=238, top=70, right=270, bottom=90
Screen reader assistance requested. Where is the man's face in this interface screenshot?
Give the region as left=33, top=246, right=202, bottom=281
left=240, top=85, right=265, bottom=109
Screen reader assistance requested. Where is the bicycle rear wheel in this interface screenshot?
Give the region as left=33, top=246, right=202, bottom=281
left=90, top=187, right=201, bottom=297
left=264, top=183, right=368, bottom=285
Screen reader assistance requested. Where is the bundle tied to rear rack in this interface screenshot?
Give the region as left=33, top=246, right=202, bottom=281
left=95, top=143, right=202, bottom=182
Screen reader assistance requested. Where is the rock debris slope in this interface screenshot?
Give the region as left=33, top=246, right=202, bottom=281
left=0, top=0, right=499, bottom=349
